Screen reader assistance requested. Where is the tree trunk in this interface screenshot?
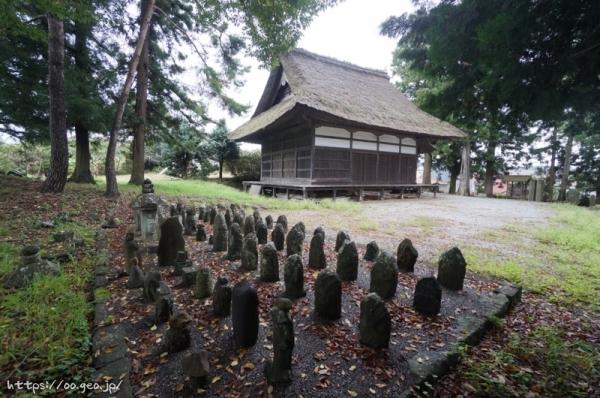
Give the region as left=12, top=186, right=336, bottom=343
left=105, top=0, right=155, bottom=197
left=449, top=172, right=457, bottom=194
left=69, top=124, right=94, bottom=183
left=459, top=143, right=471, bottom=196
left=219, top=155, right=224, bottom=181
left=68, top=19, right=94, bottom=184
left=484, top=142, right=496, bottom=197
left=41, top=13, right=68, bottom=193
left=558, top=134, right=574, bottom=202
left=129, top=8, right=151, bottom=186
left=545, top=128, right=558, bottom=202
left=422, top=153, right=432, bottom=184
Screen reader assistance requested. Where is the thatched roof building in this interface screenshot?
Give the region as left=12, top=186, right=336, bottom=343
left=230, top=49, right=465, bottom=198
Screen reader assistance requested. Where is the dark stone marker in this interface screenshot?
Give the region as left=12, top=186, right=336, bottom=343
left=243, top=215, right=255, bottom=236
left=226, top=223, right=243, bottom=261
left=308, top=233, right=326, bottom=269
left=336, top=240, right=358, bottom=281
left=143, top=271, right=161, bottom=302
left=209, top=207, right=217, bottom=225
left=369, top=250, right=398, bottom=300
left=397, top=238, right=418, bottom=272
left=155, top=283, right=173, bottom=324
left=256, top=220, right=268, bottom=244
left=313, top=227, right=325, bottom=239
left=271, top=223, right=285, bottom=251
left=283, top=254, right=306, bottom=299
left=198, top=206, right=205, bottom=221
left=285, top=226, right=304, bottom=257
left=260, top=242, right=279, bottom=282
left=335, top=231, right=350, bottom=252
left=126, top=258, right=144, bottom=289
left=194, top=268, right=212, bottom=299
left=276, top=215, right=288, bottom=232
left=212, top=213, right=228, bottom=252
left=359, top=293, right=391, bottom=349
left=174, top=250, right=190, bottom=276
left=437, top=247, right=467, bottom=290
left=252, top=209, right=262, bottom=225
left=240, top=233, right=258, bottom=271
left=265, top=215, right=274, bottom=229
left=162, top=312, right=191, bottom=354
left=157, top=217, right=185, bottom=267
left=413, top=277, right=442, bottom=316
left=224, top=208, right=232, bottom=229
left=203, top=206, right=211, bottom=223
left=124, top=231, right=142, bottom=273
left=183, top=351, right=210, bottom=390
left=184, top=208, right=197, bottom=236
left=212, top=277, right=232, bottom=317
left=181, top=266, right=197, bottom=287
left=265, top=298, right=294, bottom=384
left=314, top=269, right=341, bottom=320
left=196, top=224, right=207, bottom=242
left=233, top=211, right=245, bottom=227
left=363, top=241, right=379, bottom=261
left=292, top=222, right=306, bottom=235
left=232, top=281, right=259, bottom=348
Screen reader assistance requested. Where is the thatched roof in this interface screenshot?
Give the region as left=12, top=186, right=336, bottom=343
left=230, top=49, right=466, bottom=141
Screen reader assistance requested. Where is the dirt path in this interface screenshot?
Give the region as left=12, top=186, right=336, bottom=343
left=282, top=193, right=555, bottom=266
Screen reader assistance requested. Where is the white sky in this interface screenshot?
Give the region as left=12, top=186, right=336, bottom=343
left=220, top=0, right=415, bottom=149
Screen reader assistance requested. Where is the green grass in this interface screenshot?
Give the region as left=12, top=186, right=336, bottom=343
left=465, top=205, right=600, bottom=310
left=463, top=326, right=599, bottom=397
left=0, top=243, right=93, bottom=382
left=403, top=216, right=436, bottom=232
left=357, top=219, right=379, bottom=232
left=93, top=174, right=360, bottom=212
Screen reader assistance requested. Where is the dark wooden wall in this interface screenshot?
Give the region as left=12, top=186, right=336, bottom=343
left=258, top=122, right=419, bottom=186
left=260, top=124, right=312, bottom=183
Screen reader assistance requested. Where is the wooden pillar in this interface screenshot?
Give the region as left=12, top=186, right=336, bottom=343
left=423, top=153, right=432, bottom=184
left=379, top=189, right=384, bottom=200
left=332, top=189, right=337, bottom=201
left=302, top=188, right=307, bottom=200
left=359, top=189, right=364, bottom=201
left=286, top=189, right=290, bottom=199
left=272, top=187, right=276, bottom=197
left=459, top=143, right=471, bottom=196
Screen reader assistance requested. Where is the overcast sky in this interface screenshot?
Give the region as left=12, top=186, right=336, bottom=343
left=221, top=0, right=415, bottom=148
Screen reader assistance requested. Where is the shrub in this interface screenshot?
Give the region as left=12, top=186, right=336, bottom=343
left=227, top=149, right=261, bottom=181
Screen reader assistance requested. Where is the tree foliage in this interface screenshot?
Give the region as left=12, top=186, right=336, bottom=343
left=382, top=0, right=600, bottom=198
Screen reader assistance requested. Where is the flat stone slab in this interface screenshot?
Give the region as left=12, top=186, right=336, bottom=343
left=91, top=356, right=132, bottom=398
left=92, top=325, right=129, bottom=368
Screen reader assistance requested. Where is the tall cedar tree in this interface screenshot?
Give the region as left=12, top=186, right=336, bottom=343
left=105, top=0, right=155, bottom=196
left=382, top=0, right=600, bottom=199
left=206, top=125, right=240, bottom=181
left=41, top=13, right=68, bottom=193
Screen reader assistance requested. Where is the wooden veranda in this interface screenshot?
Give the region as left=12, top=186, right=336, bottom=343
left=242, top=181, right=439, bottom=200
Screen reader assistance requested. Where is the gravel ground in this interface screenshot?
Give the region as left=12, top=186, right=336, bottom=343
left=283, top=193, right=555, bottom=266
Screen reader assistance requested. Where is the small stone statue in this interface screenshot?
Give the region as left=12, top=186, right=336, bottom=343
left=124, top=231, right=143, bottom=274
left=265, top=298, right=294, bottom=384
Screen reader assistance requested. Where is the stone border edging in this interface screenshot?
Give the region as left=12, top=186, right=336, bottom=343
left=91, top=228, right=133, bottom=398
left=401, top=282, right=523, bottom=397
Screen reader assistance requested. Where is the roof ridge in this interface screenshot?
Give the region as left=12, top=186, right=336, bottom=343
left=288, top=48, right=389, bottom=79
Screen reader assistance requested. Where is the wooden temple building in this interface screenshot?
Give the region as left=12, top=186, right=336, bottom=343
left=229, top=49, right=466, bottom=199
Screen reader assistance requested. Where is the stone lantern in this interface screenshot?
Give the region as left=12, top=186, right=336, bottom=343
left=131, top=179, right=169, bottom=245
